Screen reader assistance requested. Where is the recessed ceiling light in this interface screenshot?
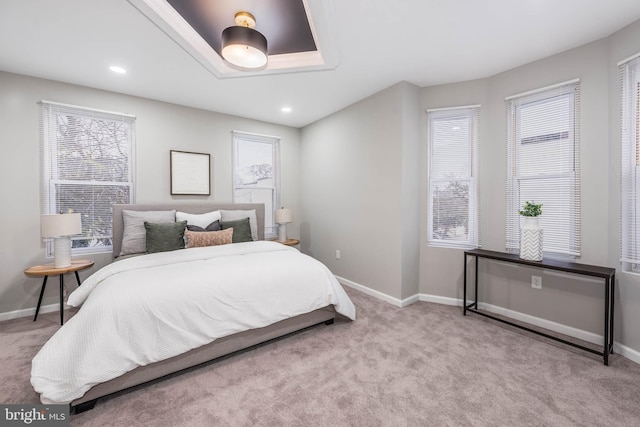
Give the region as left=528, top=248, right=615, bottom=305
left=281, top=106, right=292, bottom=113
left=109, top=66, right=127, bottom=74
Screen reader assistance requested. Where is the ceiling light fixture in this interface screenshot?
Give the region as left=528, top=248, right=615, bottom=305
left=281, top=106, right=292, bottom=113
left=221, top=11, right=268, bottom=71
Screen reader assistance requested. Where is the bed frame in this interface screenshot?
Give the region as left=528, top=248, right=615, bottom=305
left=69, top=203, right=335, bottom=413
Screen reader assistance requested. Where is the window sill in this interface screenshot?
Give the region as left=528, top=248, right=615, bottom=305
left=428, top=241, right=479, bottom=250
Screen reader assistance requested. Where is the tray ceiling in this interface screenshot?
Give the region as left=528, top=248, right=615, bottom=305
left=132, top=0, right=337, bottom=78
left=1, top=1, right=640, bottom=127
left=167, top=0, right=317, bottom=56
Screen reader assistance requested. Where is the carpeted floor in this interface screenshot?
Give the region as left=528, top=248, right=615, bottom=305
left=1, top=287, right=640, bottom=426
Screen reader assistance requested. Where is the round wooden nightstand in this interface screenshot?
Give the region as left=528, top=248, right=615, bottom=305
left=24, top=259, right=94, bottom=325
left=271, top=238, right=300, bottom=247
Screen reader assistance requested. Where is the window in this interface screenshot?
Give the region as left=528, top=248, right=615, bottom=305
left=620, top=54, right=640, bottom=272
left=232, top=131, right=280, bottom=238
left=427, top=106, right=480, bottom=248
left=41, top=101, right=136, bottom=254
left=505, top=80, right=581, bottom=257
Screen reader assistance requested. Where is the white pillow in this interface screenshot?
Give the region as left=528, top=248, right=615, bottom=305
left=176, top=210, right=221, bottom=229
left=220, top=209, right=258, bottom=241
left=121, top=210, right=176, bottom=256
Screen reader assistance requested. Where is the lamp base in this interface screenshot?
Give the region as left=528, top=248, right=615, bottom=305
left=53, top=236, right=72, bottom=268
left=278, top=224, right=288, bottom=243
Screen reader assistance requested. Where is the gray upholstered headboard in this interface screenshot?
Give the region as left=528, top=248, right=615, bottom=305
left=112, top=203, right=266, bottom=257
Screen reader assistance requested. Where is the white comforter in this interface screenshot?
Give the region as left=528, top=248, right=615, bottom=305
left=31, top=241, right=356, bottom=404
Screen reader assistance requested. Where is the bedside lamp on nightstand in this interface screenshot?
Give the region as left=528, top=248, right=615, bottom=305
left=41, top=213, right=82, bottom=268
left=275, top=207, right=293, bottom=243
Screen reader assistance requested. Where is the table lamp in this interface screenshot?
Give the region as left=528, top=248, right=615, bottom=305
left=41, top=213, right=82, bottom=268
left=274, top=207, right=293, bottom=243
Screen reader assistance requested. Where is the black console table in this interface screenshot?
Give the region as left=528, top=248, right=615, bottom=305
left=463, top=249, right=615, bottom=365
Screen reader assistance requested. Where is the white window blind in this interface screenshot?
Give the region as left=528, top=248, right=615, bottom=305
left=620, top=54, right=640, bottom=270
left=505, top=81, right=581, bottom=257
left=40, top=101, right=136, bottom=254
left=232, top=131, right=280, bottom=238
left=427, top=106, right=480, bottom=248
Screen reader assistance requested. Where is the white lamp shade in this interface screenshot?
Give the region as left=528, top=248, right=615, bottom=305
left=275, top=208, right=293, bottom=224
left=221, top=25, right=268, bottom=70
left=41, top=213, right=82, bottom=238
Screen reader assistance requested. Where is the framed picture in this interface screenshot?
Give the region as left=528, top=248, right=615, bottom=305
left=170, top=150, right=211, bottom=195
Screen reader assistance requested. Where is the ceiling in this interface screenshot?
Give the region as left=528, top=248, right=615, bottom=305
left=166, top=0, right=316, bottom=56
left=1, top=0, right=640, bottom=128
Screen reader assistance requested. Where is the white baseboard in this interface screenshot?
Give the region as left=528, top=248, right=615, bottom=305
left=613, top=342, right=640, bottom=365
left=420, top=292, right=603, bottom=346
left=418, top=293, right=462, bottom=307
left=0, top=303, right=65, bottom=322
left=399, top=294, right=420, bottom=307
left=420, top=293, right=640, bottom=364
left=335, top=276, right=418, bottom=308
left=335, top=281, right=640, bottom=365
left=475, top=301, right=603, bottom=346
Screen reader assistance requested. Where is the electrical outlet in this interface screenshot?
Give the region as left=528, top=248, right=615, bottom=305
left=531, top=275, right=542, bottom=289
left=335, top=250, right=341, bottom=260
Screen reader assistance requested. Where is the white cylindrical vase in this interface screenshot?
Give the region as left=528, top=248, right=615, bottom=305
left=520, top=217, right=543, bottom=261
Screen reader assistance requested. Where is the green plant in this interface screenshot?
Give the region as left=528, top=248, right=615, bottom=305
left=519, top=201, right=543, bottom=217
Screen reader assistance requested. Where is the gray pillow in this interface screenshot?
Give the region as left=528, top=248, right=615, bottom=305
left=176, top=210, right=221, bottom=228
left=121, top=210, right=176, bottom=256
left=220, top=209, right=258, bottom=241
left=220, top=218, right=253, bottom=243
left=186, top=220, right=221, bottom=232
left=144, top=221, right=187, bottom=254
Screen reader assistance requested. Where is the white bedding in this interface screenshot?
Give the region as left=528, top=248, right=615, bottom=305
left=31, top=241, right=356, bottom=404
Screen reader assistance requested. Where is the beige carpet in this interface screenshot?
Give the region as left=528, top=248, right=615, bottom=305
left=1, top=287, right=640, bottom=426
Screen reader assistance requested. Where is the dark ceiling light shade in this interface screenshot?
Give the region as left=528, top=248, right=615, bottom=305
left=221, top=12, right=268, bottom=70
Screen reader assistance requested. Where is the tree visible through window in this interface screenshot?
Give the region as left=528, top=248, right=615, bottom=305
left=232, top=131, right=280, bottom=238
left=427, top=107, right=480, bottom=248
left=41, top=102, right=135, bottom=254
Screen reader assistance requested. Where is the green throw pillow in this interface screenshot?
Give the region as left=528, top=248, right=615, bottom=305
left=144, top=221, right=187, bottom=253
left=220, top=217, right=253, bottom=243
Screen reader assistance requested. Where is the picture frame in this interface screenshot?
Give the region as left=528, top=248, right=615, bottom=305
left=170, top=150, right=211, bottom=195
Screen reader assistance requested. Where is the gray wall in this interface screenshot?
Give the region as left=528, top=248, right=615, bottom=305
left=3, top=17, right=640, bottom=356
left=0, top=70, right=301, bottom=315
left=420, top=22, right=640, bottom=350
left=420, top=37, right=611, bottom=335
left=419, top=79, right=490, bottom=301
left=607, top=21, right=640, bottom=352
left=300, top=18, right=640, bottom=355
left=400, top=83, right=421, bottom=299
left=300, top=82, right=421, bottom=301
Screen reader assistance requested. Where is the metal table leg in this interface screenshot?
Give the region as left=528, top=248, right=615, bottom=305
left=474, top=256, right=479, bottom=309
left=463, top=253, right=467, bottom=315
left=609, top=272, right=615, bottom=354
left=604, top=275, right=610, bottom=366
left=59, top=274, right=64, bottom=325
left=33, top=275, right=48, bottom=321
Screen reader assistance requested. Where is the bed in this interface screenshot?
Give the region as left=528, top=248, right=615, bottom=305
left=30, top=203, right=356, bottom=413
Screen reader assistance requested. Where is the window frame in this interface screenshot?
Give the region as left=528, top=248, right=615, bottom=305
left=505, top=80, right=581, bottom=258
left=427, top=106, right=480, bottom=249
left=231, top=131, right=281, bottom=239
left=41, top=101, right=136, bottom=256
left=620, top=54, right=640, bottom=273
